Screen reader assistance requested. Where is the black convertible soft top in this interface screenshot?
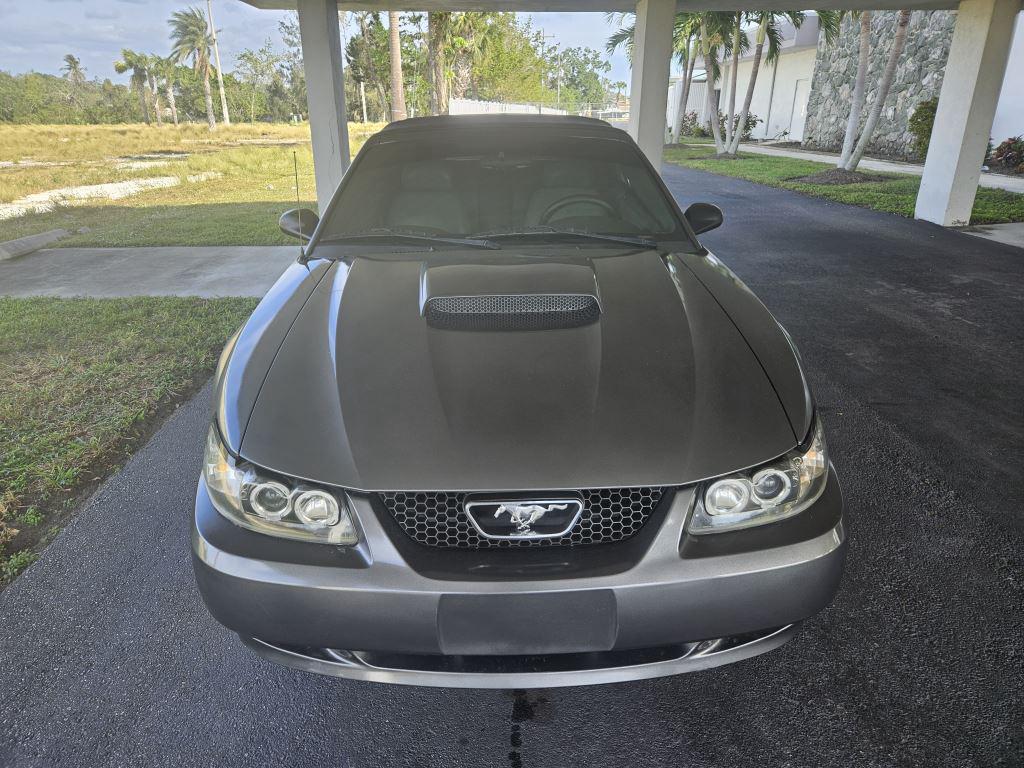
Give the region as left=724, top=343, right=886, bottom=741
left=377, top=114, right=620, bottom=136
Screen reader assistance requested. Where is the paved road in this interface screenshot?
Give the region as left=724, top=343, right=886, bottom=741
left=0, top=246, right=297, bottom=298
left=2, top=166, right=1022, bottom=767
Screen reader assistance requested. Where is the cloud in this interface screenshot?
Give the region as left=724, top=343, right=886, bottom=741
left=84, top=8, right=120, bottom=20
left=2, top=4, right=641, bottom=90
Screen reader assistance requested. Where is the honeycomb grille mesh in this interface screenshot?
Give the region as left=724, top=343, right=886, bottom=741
left=425, top=294, right=600, bottom=331
left=379, top=488, right=664, bottom=548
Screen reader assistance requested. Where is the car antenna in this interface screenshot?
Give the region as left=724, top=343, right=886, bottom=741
left=294, top=150, right=309, bottom=267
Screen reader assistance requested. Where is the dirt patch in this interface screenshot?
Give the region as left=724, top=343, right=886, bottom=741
left=789, top=168, right=892, bottom=185
left=0, top=172, right=221, bottom=219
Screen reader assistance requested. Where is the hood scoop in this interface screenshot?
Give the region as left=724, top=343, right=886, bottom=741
left=425, top=293, right=600, bottom=331
left=421, top=261, right=601, bottom=331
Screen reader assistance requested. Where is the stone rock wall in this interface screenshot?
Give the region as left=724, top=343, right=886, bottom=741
left=802, top=11, right=956, bottom=161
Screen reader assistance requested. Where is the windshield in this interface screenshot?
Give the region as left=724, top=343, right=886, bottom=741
left=318, top=129, right=687, bottom=245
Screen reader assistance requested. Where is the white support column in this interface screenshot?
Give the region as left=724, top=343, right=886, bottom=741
left=627, top=0, right=676, bottom=170
left=297, top=0, right=350, bottom=211
left=914, top=0, right=1018, bottom=226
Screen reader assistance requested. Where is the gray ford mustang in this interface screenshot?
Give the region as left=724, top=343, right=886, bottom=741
left=193, top=115, right=845, bottom=688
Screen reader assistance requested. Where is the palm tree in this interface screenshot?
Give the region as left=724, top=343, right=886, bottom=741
left=60, top=54, right=87, bottom=108
left=839, top=11, right=872, bottom=167
left=388, top=11, right=407, bottom=121
left=427, top=12, right=452, bottom=114
left=671, top=20, right=700, bottom=144
left=607, top=12, right=700, bottom=145
left=448, top=13, right=501, bottom=101
left=722, top=13, right=749, bottom=147
left=845, top=9, right=912, bottom=170
left=114, top=49, right=152, bottom=124
left=352, top=12, right=388, bottom=120
left=723, top=11, right=821, bottom=156
left=170, top=7, right=217, bottom=131
left=605, top=13, right=634, bottom=57
left=145, top=55, right=164, bottom=127
left=205, top=0, right=231, bottom=125
left=697, top=12, right=735, bottom=154
left=154, top=56, right=180, bottom=126
left=61, top=54, right=86, bottom=87
left=607, top=11, right=732, bottom=152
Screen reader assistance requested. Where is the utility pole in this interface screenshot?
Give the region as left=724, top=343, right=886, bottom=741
left=538, top=30, right=559, bottom=109
left=556, top=46, right=561, bottom=108
left=206, top=0, right=231, bottom=125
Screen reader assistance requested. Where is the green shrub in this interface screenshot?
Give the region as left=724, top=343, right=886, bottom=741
left=1, top=550, right=36, bottom=583
left=679, top=111, right=700, bottom=137
left=684, top=111, right=761, bottom=140
left=716, top=110, right=761, bottom=141
left=908, top=97, right=939, bottom=159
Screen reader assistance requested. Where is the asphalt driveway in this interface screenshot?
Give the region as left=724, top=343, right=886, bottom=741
left=1, top=165, right=1021, bottom=767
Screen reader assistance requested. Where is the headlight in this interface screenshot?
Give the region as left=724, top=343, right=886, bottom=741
left=203, top=426, right=358, bottom=545
left=688, top=417, right=829, bottom=535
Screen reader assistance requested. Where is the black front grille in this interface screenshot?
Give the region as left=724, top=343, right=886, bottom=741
left=379, top=488, right=664, bottom=549
left=425, top=294, right=600, bottom=331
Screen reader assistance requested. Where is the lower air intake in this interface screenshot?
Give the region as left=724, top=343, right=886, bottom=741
left=425, top=294, right=600, bottom=331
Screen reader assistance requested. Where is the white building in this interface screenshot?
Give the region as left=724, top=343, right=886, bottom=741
left=991, top=13, right=1024, bottom=142
left=668, top=17, right=822, bottom=142
left=669, top=11, right=1023, bottom=149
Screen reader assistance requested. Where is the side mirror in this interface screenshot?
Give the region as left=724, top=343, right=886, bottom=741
left=683, top=202, right=724, bottom=235
left=279, top=208, right=319, bottom=240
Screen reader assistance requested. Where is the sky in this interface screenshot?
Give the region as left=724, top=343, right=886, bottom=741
left=0, top=2, right=642, bottom=88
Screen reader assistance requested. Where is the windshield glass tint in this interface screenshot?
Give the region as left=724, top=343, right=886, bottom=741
left=320, top=130, right=684, bottom=240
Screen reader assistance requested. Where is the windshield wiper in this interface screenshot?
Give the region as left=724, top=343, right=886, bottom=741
left=323, top=228, right=500, bottom=250
left=479, top=226, right=658, bottom=249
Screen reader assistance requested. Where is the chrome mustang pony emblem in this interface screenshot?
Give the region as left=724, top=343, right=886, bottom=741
left=464, top=497, right=584, bottom=539
left=494, top=503, right=569, bottom=534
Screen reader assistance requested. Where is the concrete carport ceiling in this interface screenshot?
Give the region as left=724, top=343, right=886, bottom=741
left=241, top=0, right=975, bottom=10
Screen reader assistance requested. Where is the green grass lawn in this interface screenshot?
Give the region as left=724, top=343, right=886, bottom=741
left=669, top=135, right=715, bottom=145
left=0, top=143, right=319, bottom=246
left=665, top=144, right=1024, bottom=225
left=0, top=296, right=258, bottom=584
left=0, top=123, right=384, bottom=246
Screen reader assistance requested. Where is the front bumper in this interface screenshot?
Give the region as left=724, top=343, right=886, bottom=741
left=192, top=467, right=845, bottom=687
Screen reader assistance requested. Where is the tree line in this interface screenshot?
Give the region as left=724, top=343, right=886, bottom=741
left=0, top=7, right=623, bottom=127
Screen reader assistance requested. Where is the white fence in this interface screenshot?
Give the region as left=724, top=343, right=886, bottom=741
left=448, top=98, right=568, bottom=116
left=666, top=79, right=712, bottom=134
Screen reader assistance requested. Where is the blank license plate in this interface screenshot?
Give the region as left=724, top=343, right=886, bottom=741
left=438, top=591, right=617, bottom=655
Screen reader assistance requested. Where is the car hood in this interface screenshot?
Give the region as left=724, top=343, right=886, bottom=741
left=238, top=247, right=800, bottom=491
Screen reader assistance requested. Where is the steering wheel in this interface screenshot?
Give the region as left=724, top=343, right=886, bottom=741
left=540, top=195, right=615, bottom=225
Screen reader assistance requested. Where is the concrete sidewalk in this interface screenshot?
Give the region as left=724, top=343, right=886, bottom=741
left=734, top=142, right=1024, bottom=195
left=0, top=245, right=299, bottom=298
